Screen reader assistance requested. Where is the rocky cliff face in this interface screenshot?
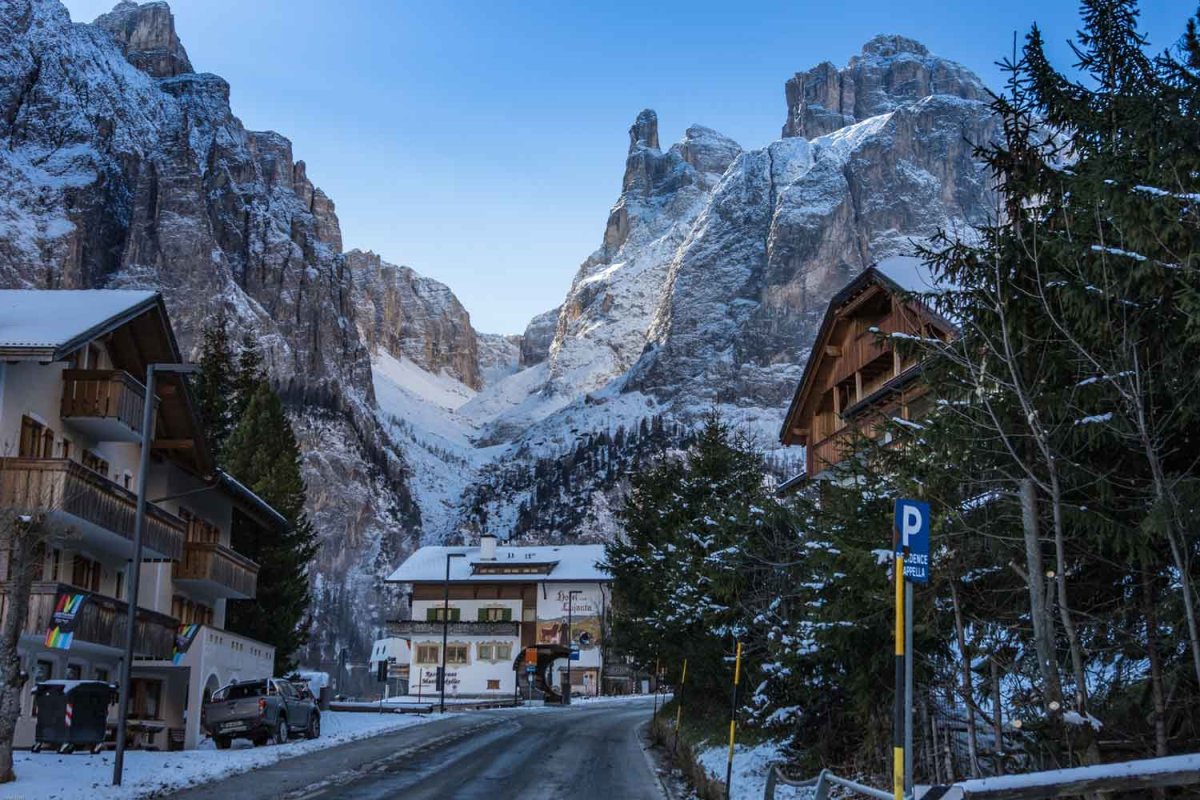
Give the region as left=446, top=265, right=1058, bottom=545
left=348, top=249, right=481, bottom=389
left=543, top=110, right=741, bottom=396
left=0, top=0, right=417, bottom=668
left=518, top=306, right=559, bottom=367
left=781, top=34, right=986, bottom=138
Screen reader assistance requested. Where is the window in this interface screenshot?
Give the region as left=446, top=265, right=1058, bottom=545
left=478, top=607, right=512, bottom=622
left=34, top=660, right=52, bottom=683
left=114, top=569, right=124, bottom=602
left=128, top=678, right=162, bottom=720
left=82, top=450, right=109, bottom=478
left=60, top=439, right=71, bottom=460
left=486, top=679, right=501, bottom=691
left=446, top=644, right=469, bottom=664
left=19, top=416, right=53, bottom=459
left=71, top=556, right=101, bottom=593
left=122, top=471, right=132, bottom=490
left=477, top=643, right=513, bottom=663
left=94, top=667, right=109, bottom=683
left=425, top=607, right=460, bottom=622
left=415, top=644, right=440, bottom=664
left=66, top=664, right=82, bottom=680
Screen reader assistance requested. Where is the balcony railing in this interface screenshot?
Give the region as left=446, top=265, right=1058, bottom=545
left=173, top=542, right=259, bottom=600
left=386, top=620, right=521, bottom=637
left=60, top=369, right=146, bottom=442
left=0, top=458, right=185, bottom=561
left=0, top=582, right=177, bottom=659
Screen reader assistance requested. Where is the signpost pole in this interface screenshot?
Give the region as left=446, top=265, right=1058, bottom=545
left=905, top=586, right=914, bottom=796
left=673, top=658, right=687, bottom=753
left=724, top=641, right=742, bottom=800
left=893, top=553, right=906, bottom=800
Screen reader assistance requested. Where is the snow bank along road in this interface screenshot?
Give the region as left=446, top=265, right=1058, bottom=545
left=172, top=697, right=665, bottom=800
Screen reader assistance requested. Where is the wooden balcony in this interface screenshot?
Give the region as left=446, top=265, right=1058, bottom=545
left=173, top=541, right=259, bottom=600
left=0, top=581, right=177, bottom=659
left=61, top=369, right=146, bottom=443
left=0, top=458, right=184, bottom=561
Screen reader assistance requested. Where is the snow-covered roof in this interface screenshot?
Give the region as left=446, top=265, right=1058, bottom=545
left=872, top=255, right=940, bottom=294
left=0, top=289, right=160, bottom=360
left=386, top=543, right=610, bottom=584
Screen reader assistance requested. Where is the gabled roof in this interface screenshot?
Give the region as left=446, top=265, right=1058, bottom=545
left=386, top=544, right=610, bottom=584
left=0, top=290, right=164, bottom=361
left=778, top=257, right=955, bottom=446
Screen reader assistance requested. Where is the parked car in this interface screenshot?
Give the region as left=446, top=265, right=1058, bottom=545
left=201, top=678, right=320, bottom=749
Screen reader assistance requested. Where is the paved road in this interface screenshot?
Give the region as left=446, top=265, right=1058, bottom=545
left=172, top=699, right=665, bottom=800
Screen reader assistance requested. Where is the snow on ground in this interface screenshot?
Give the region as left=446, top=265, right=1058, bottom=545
left=0, top=711, right=437, bottom=800
left=694, top=740, right=804, bottom=800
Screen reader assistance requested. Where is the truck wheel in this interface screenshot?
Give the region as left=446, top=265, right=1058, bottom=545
left=306, top=713, right=320, bottom=739
left=214, top=736, right=231, bottom=750
left=273, top=718, right=288, bottom=745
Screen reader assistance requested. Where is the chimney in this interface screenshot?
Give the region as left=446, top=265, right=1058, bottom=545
left=479, top=532, right=497, bottom=561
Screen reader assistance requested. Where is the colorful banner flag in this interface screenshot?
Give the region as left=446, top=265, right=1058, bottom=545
left=44, top=592, right=89, bottom=650
left=172, top=623, right=202, bottom=665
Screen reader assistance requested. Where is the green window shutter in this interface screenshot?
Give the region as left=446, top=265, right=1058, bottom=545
left=478, top=608, right=487, bottom=622
left=450, top=608, right=460, bottom=621
left=502, top=608, right=512, bottom=621
left=425, top=608, right=437, bottom=622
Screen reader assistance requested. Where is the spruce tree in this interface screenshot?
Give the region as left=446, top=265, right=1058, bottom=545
left=192, top=311, right=236, bottom=452
left=221, top=382, right=319, bottom=674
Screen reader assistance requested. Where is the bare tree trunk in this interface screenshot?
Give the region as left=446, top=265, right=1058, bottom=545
left=1047, top=475, right=1090, bottom=717
left=1021, top=478, right=1063, bottom=709
left=0, top=518, right=37, bottom=783
left=991, top=655, right=1005, bottom=775
left=950, top=581, right=981, bottom=778
left=1141, top=569, right=1168, bottom=760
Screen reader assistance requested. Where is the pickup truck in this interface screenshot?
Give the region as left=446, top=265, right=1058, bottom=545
left=201, top=678, right=320, bottom=749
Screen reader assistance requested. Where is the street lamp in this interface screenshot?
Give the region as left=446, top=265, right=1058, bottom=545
left=565, top=589, right=582, bottom=706
left=439, top=551, right=466, bottom=713
left=114, top=362, right=199, bottom=787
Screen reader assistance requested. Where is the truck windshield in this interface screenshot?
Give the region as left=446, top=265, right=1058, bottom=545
left=211, top=683, right=265, bottom=702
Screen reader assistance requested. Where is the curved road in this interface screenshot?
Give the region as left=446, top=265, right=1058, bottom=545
left=171, top=699, right=665, bottom=800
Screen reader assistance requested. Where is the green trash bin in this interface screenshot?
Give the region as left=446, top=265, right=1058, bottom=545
left=32, top=680, right=114, bottom=754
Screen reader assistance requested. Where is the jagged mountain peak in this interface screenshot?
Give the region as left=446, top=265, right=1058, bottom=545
left=628, top=108, right=659, bottom=151
left=94, top=0, right=192, bottom=78
left=782, top=33, right=986, bottom=138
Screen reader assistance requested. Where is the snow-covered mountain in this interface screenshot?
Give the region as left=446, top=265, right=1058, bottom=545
left=0, top=0, right=997, bottom=667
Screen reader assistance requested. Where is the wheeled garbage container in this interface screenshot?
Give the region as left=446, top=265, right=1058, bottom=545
left=32, top=680, right=114, bottom=754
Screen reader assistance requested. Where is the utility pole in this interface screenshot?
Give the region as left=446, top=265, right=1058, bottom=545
left=440, top=551, right=466, bottom=713
left=566, top=589, right=581, bottom=705
left=113, top=362, right=197, bottom=788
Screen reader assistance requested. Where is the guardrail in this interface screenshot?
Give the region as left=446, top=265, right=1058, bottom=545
left=763, top=767, right=891, bottom=800
left=765, top=753, right=1200, bottom=800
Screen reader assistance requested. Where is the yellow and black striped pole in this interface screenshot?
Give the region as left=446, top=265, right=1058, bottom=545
left=724, top=641, right=742, bottom=800
left=893, top=551, right=906, bottom=800
left=673, top=658, right=687, bottom=752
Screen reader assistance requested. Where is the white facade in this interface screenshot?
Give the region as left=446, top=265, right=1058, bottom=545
left=387, top=542, right=612, bottom=700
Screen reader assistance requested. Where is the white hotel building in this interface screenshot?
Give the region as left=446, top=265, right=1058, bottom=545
left=385, top=537, right=611, bottom=700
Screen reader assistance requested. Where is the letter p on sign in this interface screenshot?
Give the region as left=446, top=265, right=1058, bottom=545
left=894, top=499, right=931, bottom=584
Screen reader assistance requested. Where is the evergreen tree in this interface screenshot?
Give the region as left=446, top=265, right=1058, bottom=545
left=192, top=311, right=236, bottom=452
left=233, top=332, right=266, bottom=419
left=222, top=382, right=319, bottom=674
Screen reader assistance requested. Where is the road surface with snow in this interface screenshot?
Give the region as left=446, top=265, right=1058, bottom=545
left=172, top=697, right=664, bottom=800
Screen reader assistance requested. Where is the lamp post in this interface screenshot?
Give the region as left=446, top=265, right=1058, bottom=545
left=565, top=589, right=582, bottom=706
left=113, top=362, right=198, bottom=787
left=439, top=551, right=466, bottom=713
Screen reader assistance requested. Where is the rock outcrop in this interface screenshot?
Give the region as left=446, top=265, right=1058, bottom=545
left=94, top=0, right=192, bottom=78
left=518, top=307, right=559, bottom=367
left=349, top=249, right=481, bottom=389
left=781, top=34, right=986, bottom=138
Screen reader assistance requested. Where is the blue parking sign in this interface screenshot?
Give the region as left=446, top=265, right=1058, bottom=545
left=894, top=499, right=931, bottom=584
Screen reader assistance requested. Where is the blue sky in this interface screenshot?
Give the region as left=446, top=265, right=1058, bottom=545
left=65, top=1, right=1192, bottom=334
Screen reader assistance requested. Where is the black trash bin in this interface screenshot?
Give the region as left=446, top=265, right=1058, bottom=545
left=32, top=680, right=114, bottom=754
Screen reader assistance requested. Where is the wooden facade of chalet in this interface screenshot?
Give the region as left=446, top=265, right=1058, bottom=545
left=779, top=264, right=955, bottom=483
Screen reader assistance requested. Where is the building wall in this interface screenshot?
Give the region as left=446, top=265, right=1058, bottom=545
left=410, top=596, right=522, bottom=623
left=407, top=633, right=521, bottom=697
